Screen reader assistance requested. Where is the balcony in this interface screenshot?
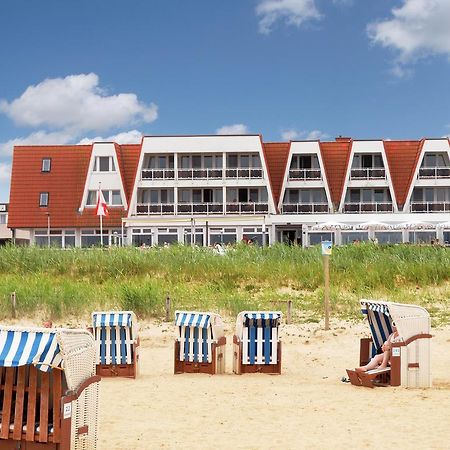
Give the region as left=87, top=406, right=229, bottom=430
left=177, top=203, right=224, bottom=215
left=136, top=203, right=175, bottom=215
left=141, top=169, right=175, bottom=180
left=178, top=168, right=223, bottom=180
left=225, top=202, right=268, bottom=214
left=410, top=201, right=450, bottom=213
left=135, top=202, right=268, bottom=215
left=225, top=168, right=263, bottom=179
left=350, top=168, right=386, bottom=180
left=288, top=169, right=321, bottom=181
left=281, top=203, right=329, bottom=214
left=343, top=202, right=393, bottom=213
left=418, top=167, right=450, bottom=179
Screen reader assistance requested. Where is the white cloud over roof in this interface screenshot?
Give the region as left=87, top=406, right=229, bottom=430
left=0, top=73, right=158, bottom=134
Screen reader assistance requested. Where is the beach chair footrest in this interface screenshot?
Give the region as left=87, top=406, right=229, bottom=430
left=96, top=363, right=136, bottom=378
left=0, top=440, right=58, bottom=449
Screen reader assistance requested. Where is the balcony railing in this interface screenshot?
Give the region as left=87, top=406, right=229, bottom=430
left=281, top=203, right=329, bottom=214
left=141, top=169, right=175, bottom=180
left=135, top=202, right=268, bottom=215
left=225, top=168, right=263, bottom=179
left=343, top=202, right=393, bottom=213
left=136, top=203, right=175, bottom=215
left=178, top=168, right=223, bottom=180
left=418, top=167, right=450, bottom=179
left=350, top=168, right=386, bottom=180
left=288, top=169, right=321, bottom=181
left=177, top=203, right=224, bottom=215
left=225, top=202, right=268, bottom=214
left=410, top=201, right=450, bottom=213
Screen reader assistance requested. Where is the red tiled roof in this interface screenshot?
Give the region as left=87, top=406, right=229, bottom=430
left=262, top=142, right=291, bottom=209
left=319, top=140, right=352, bottom=205
left=8, top=145, right=127, bottom=229
left=384, top=140, right=423, bottom=208
left=118, top=144, right=141, bottom=205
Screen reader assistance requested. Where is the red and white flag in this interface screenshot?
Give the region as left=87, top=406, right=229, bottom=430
left=96, top=190, right=109, bottom=216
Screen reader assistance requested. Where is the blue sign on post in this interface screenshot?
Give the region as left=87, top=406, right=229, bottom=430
left=321, top=240, right=332, bottom=256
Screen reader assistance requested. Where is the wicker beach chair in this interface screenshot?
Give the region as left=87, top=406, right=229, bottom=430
left=0, top=326, right=100, bottom=449
left=233, top=311, right=282, bottom=375
left=91, top=311, right=139, bottom=378
left=346, top=299, right=432, bottom=388
left=174, top=311, right=226, bottom=374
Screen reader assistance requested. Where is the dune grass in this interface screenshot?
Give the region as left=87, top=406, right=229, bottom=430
left=0, top=243, right=449, bottom=325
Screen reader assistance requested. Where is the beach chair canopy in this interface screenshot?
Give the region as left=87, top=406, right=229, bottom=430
left=175, top=311, right=224, bottom=338
left=92, top=311, right=134, bottom=328
left=235, top=311, right=282, bottom=339
left=360, top=300, right=430, bottom=351
left=0, top=326, right=95, bottom=390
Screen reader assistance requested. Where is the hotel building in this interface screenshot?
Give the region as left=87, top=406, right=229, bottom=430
left=7, top=135, right=450, bottom=247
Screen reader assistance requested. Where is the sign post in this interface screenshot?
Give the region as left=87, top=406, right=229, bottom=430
left=321, top=240, right=332, bottom=330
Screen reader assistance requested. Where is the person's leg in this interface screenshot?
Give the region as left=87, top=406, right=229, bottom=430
left=356, top=354, right=383, bottom=372
left=378, top=350, right=390, bottom=369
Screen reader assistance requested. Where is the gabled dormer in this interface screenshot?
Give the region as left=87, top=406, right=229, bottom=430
left=404, top=139, right=450, bottom=213
left=339, top=141, right=398, bottom=213
left=278, top=141, right=332, bottom=214
left=79, top=142, right=128, bottom=211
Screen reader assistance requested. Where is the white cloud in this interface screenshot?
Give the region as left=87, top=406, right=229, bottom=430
left=0, top=73, right=158, bottom=134
left=368, top=0, right=450, bottom=66
left=0, top=162, right=11, bottom=183
left=216, top=124, right=249, bottom=135
left=0, top=130, right=74, bottom=156
left=256, top=0, right=321, bottom=34
left=281, top=128, right=329, bottom=140
left=78, top=130, right=143, bottom=145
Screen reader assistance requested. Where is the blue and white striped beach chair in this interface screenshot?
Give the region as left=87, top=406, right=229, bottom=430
left=92, top=311, right=139, bottom=378
left=0, top=326, right=99, bottom=449
left=174, top=311, right=226, bottom=374
left=346, top=299, right=432, bottom=388
left=233, top=311, right=282, bottom=374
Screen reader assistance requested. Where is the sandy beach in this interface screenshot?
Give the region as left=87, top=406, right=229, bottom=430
left=97, top=320, right=450, bottom=450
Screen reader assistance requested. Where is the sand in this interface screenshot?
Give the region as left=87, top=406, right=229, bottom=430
left=98, top=320, right=450, bottom=450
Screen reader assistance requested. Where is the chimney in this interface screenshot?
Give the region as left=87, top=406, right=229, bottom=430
left=335, top=136, right=351, bottom=142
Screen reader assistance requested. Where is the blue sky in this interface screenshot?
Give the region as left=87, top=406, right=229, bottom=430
left=0, top=0, right=449, bottom=201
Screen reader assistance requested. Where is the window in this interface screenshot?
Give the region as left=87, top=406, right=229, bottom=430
left=94, top=156, right=115, bottom=172
left=39, top=192, right=49, bottom=207
left=87, top=191, right=97, bottom=205
left=41, top=158, right=51, bottom=172
left=0, top=214, right=6, bottom=224
left=86, top=190, right=122, bottom=206
left=111, top=190, right=122, bottom=205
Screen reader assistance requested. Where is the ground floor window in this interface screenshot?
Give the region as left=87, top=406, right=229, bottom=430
left=81, top=229, right=110, bottom=247
left=341, top=232, right=369, bottom=245
left=157, top=228, right=178, bottom=245
left=34, top=229, right=75, bottom=247
left=209, top=227, right=237, bottom=245
left=374, top=231, right=403, bottom=244
left=409, top=231, right=436, bottom=244
left=132, top=228, right=153, bottom=246
left=242, top=227, right=268, bottom=245
left=308, top=232, right=333, bottom=246
left=183, top=228, right=204, bottom=246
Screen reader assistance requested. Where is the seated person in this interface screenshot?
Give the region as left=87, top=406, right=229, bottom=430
left=356, top=322, right=399, bottom=372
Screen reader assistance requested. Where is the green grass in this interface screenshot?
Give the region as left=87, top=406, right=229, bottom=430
left=0, top=243, right=449, bottom=325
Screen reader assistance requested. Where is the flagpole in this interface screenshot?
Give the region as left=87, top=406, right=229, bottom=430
left=100, top=213, right=103, bottom=247
left=99, top=183, right=103, bottom=247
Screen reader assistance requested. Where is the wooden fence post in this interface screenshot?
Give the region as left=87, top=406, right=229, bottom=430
left=10, top=292, right=16, bottom=318
left=165, top=294, right=171, bottom=322
left=287, top=300, right=292, bottom=325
